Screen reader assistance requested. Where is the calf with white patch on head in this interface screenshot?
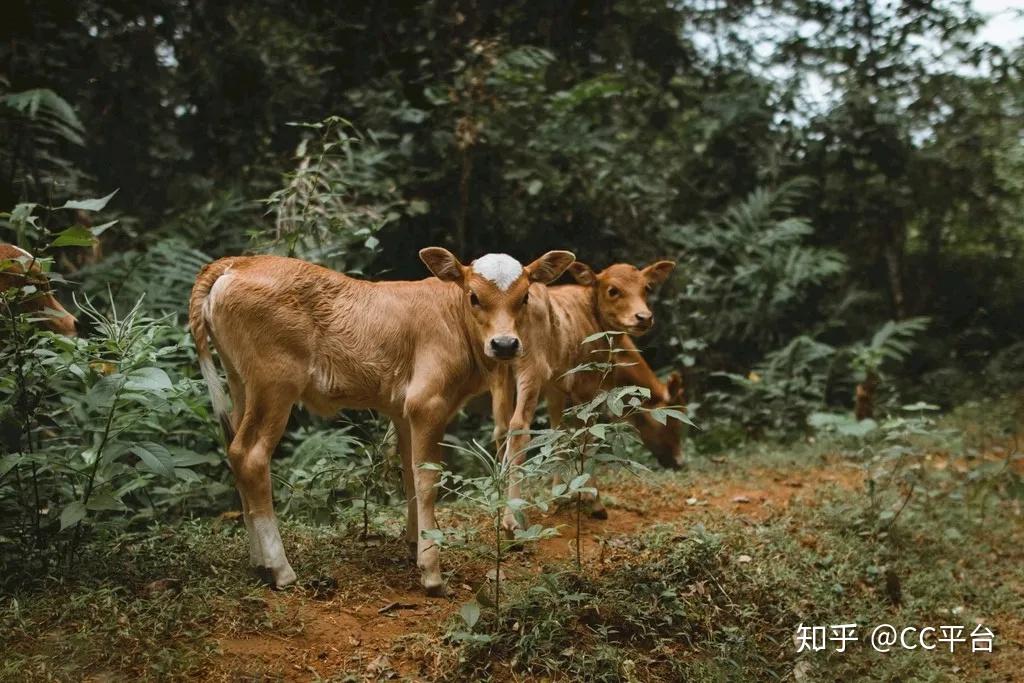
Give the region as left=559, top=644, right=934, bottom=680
left=189, top=248, right=573, bottom=595
left=494, top=259, right=676, bottom=529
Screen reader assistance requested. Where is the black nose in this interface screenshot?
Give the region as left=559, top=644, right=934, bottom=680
left=490, top=336, right=520, bottom=357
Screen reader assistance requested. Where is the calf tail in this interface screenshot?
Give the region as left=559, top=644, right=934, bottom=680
left=189, top=259, right=236, bottom=444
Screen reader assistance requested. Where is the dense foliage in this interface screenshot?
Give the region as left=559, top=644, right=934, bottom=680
left=1, top=1, right=1022, bottom=576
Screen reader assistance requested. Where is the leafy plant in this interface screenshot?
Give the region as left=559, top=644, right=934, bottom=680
left=663, top=179, right=847, bottom=362
left=716, top=335, right=838, bottom=435
left=430, top=439, right=558, bottom=624
left=275, top=417, right=402, bottom=535
left=261, top=118, right=409, bottom=275
left=0, top=88, right=88, bottom=202
left=1, top=293, right=218, bottom=577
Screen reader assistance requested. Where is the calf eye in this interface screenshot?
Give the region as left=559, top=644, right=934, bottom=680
left=607, top=286, right=620, bottom=298
left=469, top=291, right=480, bottom=307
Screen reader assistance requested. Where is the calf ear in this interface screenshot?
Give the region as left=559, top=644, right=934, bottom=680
left=420, top=247, right=466, bottom=283
left=525, top=250, right=575, bottom=284
left=642, top=260, right=675, bottom=287
left=567, top=262, right=596, bottom=286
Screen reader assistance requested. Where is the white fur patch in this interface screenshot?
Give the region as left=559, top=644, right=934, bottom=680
left=471, top=253, right=523, bottom=291
left=205, top=271, right=233, bottom=323
left=200, top=273, right=232, bottom=423
left=252, top=515, right=287, bottom=571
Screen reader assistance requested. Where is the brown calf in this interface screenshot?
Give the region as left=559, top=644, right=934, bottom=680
left=496, top=260, right=675, bottom=529
left=188, top=249, right=574, bottom=594
left=0, top=244, right=77, bottom=336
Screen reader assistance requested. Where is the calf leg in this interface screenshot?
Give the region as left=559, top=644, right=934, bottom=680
left=394, top=419, right=417, bottom=562
left=408, top=398, right=450, bottom=596
left=228, top=388, right=296, bottom=588
left=546, top=388, right=567, bottom=491
left=491, top=366, right=514, bottom=452
left=502, top=378, right=541, bottom=534
left=223, top=367, right=263, bottom=567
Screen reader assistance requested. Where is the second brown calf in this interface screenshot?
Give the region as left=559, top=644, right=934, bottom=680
left=496, top=259, right=676, bottom=529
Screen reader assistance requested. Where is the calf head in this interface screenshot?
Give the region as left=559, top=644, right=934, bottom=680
left=0, top=246, right=78, bottom=337
left=633, top=371, right=686, bottom=468
left=568, top=260, right=675, bottom=335
left=420, top=248, right=575, bottom=360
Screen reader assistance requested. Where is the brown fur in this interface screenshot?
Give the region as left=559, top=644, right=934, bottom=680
left=0, top=244, right=77, bottom=336
left=496, top=260, right=676, bottom=528
left=188, top=249, right=573, bottom=594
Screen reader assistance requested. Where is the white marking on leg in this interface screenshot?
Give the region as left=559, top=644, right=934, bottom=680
left=471, top=254, right=523, bottom=291
left=251, top=515, right=296, bottom=586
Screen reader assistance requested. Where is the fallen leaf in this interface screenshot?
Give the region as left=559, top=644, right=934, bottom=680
left=732, top=495, right=751, bottom=504
left=737, top=554, right=753, bottom=563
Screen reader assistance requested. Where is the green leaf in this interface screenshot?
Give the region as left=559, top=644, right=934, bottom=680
left=460, top=600, right=481, bottom=629
left=661, top=408, right=696, bottom=427
left=902, top=402, right=939, bottom=412
left=50, top=225, right=97, bottom=248
left=172, top=450, right=219, bottom=467
left=0, top=454, right=23, bottom=478
left=124, top=367, right=172, bottom=392
left=60, top=501, right=86, bottom=530
left=569, top=473, right=591, bottom=491
left=90, top=219, right=118, bottom=236
left=86, top=493, right=127, bottom=512
left=582, top=330, right=621, bottom=344
left=134, top=442, right=176, bottom=478
left=60, top=189, right=118, bottom=212
left=837, top=419, right=877, bottom=437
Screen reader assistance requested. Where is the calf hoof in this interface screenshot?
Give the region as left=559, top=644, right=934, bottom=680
left=273, top=564, right=298, bottom=589
left=407, top=541, right=417, bottom=564
left=254, top=563, right=297, bottom=589
left=590, top=508, right=609, bottom=521
left=501, top=511, right=527, bottom=537
left=423, top=580, right=449, bottom=598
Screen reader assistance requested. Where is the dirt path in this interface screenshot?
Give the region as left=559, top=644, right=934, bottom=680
left=211, top=461, right=865, bottom=681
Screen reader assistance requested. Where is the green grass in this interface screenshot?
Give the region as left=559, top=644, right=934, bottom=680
left=0, top=515, right=390, bottom=681
left=445, top=401, right=1024, bottom=682
left=2, top=398, right=1022, bottom=682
